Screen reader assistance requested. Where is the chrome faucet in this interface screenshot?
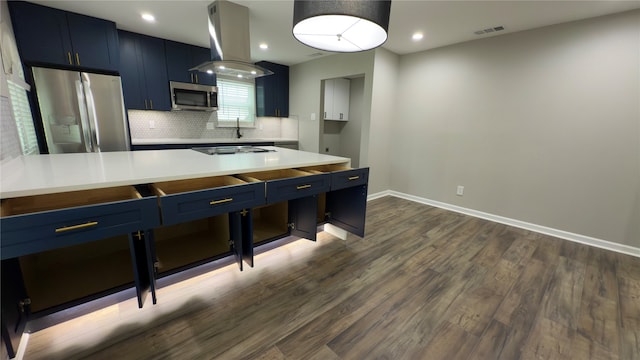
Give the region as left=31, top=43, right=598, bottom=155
left=236, top=117, right=242, bottom=139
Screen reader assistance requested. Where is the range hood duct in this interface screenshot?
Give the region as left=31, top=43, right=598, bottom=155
left=190, top=0, right=272, bottom=79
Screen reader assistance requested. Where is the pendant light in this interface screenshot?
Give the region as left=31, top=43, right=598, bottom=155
left=292, top=0, right=392, bottom=53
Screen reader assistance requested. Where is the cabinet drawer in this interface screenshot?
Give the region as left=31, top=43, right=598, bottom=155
left=299, top=165, right=369, bottom=191
left=238, top=169, right=330, bottom=204
left=0, top=186, right=160, bottom=260
left=152, top=176, right=265, bottom=225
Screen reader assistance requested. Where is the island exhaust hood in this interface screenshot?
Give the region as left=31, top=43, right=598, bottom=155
left=190, top=0, right=272, bottom=79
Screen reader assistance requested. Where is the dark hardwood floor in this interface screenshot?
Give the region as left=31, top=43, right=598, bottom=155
left=24, top=196, right=640, bottom=359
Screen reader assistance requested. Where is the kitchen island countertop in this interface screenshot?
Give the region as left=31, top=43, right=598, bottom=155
left=0, top=147, right=349, bottom=198
left=131, top=138, right=298, bottom=145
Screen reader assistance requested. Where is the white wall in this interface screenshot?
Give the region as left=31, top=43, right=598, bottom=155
left=321, top=76, right=365, bottom=166
left=339, top=76, right=364, bottom=167
left=289, top=51, right=374, bottom=158
left=368, top=48, right=400, bottom=194
left=391, top=10, right=640, bottom=247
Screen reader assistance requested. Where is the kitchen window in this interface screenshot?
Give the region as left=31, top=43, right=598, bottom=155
left=7, top=80, right=38, bottom=155
left=216, top=75, right=255, bottom=128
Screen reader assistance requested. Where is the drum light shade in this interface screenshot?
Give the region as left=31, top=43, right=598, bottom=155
left=293, top=0, right=392, bottom=52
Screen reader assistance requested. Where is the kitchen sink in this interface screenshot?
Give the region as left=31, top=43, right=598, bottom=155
left=192, top=146, right=276, bottom=155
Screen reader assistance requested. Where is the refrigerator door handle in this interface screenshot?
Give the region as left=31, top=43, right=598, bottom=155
left=81, top=73, right=101, bottom=152
left=75, top=78, right=94, bottom=152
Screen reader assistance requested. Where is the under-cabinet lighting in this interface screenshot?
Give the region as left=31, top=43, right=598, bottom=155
left=259, top=43, right=268, bottom=50
left=412, top=32, right=423, bottom=41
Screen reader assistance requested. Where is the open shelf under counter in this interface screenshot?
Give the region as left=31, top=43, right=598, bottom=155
left=251, top=202, right=289, bottom=245
left=19, top=234, right=135, bottom=314
left=153, top=215, right=231, bottom=275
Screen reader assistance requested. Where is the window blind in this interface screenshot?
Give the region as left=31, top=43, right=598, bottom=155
left=7, top=80, right=38, bottom=155
left=217, top=76, right=255, bottom=126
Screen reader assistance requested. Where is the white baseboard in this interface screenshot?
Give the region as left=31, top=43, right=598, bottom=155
left=367, top=190, right=639, bottom=258
left=367, top=190, right=392, bottom=201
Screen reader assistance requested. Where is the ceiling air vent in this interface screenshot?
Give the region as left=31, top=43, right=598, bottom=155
left=474, top=26, right=505, bottom=35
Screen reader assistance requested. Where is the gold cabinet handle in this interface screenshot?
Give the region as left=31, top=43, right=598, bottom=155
left=296, top=184, right=312, bottom=190
left=75, top=53, right=80, bottom=65
left=144, top=99, right=148, bottom=109
left=210, top=198, right=233, bottom=205
left=348, top=176, right=360, bottom=181
left=67, top=52, right=73, bottom=65
left=55, top=221, right=98, bottom=233
left=195, top=73, right=199, bottom=83
left=149, top=99, right=153, bottom=109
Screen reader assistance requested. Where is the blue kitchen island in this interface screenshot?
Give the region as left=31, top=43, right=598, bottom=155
left=0, top=147, right=368, bottom=358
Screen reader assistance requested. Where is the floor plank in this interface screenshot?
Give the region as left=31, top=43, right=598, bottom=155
left=541, top=256, right=586, bottom=329
left=521, top=317, right=576, bottom=360
left=19, top=196, right=640, bottom=360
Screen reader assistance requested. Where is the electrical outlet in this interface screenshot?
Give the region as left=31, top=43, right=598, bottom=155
left=149, top=120, right=155, bottom=129
left=206, top=122, right=214, bottom=130
left=456, top=185, right=464, bottom=196
left=311, top=113, right=316, bottom=121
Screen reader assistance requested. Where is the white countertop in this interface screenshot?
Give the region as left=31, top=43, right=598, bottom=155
left=131, top=138, right=298, bottom=145
left=0, top=148, right=349, bottom=198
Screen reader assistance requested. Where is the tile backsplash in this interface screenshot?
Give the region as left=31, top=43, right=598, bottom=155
left=128, top=110, right=298, bottom=140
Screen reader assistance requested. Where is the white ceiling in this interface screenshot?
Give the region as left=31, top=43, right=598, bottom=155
left=27, top=0, right=640, bottom=66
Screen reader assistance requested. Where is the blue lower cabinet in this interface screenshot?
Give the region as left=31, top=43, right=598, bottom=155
left=148, top=176, right=263, bottom=279
left=129, top=229, right=158, bottom=307
left=1, top=186, right=160, bottom=259
left=326, top=185, right=368, bottom=237
left=289, top=195, right=320, bottom=241
left=298, top=165, right=370, bottom=237
left=0, top=185, right=161, bottom=354
left=238, top=169, right=330, bottom=203
left=236, top=170, right=330, bottom=252
left=1, top=259, right=28, bottom=360
left=229, top=211, right=245, bottom=270
left=152, top=176, right=265, bottom=225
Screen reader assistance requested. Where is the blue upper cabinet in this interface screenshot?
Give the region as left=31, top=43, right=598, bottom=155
left=165, top=40, right=216, bottom=86
left=8, top=1, right=119, bottom=72
left=118, top=31, right=145, bottom=111
left=66, top=12, right=119, bottom=71
left=255, top=61, right=289, bottom=117
left=118, top=30, right=171, bottom=111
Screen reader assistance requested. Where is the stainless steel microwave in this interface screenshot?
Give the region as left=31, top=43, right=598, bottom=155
left=170, top=81, right=218, bottom=111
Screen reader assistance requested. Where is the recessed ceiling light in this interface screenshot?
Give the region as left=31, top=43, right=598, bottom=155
left=141, top=13, right=155, bottom=22
left=259, top=43, right=268, bottom=50
left=237, top=74, right=243, bottom=78
left=218, top=65, right=226, bottom=70
left=412, top=32, right=423, bottom=41
left=206, top=70, right=213, bottom=74
left=251, top=70, right=257, bottom=75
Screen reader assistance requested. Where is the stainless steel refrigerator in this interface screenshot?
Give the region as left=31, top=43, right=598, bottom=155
left=31, top=66, right=130, bottom=153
